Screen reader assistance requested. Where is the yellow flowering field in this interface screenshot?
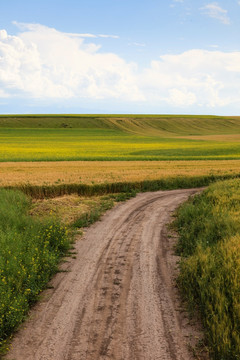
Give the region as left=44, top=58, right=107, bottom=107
left=1, top=115, right=240, bottom=161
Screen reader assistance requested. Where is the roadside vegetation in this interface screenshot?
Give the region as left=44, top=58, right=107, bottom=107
left=0, top=189, right=70, bottom=353
left=175, top=178, right=240, bottom=359
left=30, top=191, right=136, bottom=228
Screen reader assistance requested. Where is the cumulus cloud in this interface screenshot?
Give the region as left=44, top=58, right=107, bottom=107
left=141, top=49, right=240, bottom=108
left=0, top=23, right=240, bottom=110
left=0, top=23, right=143, bottom=101
left=200, top=3, right=230, bottom=25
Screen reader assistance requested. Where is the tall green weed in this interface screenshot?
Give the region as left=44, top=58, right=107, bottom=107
left=0, top=189, right=69, bottom=352
left=175, top=179, right=240, bottom=359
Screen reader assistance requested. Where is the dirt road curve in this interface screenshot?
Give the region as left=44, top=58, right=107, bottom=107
left=6, top=189, right=203, bottom=360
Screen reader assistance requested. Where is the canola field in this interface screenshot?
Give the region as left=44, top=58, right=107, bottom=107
left=1, top=115, right=240, bottom=162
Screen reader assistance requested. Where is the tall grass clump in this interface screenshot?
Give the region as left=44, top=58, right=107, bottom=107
left=175, top=179, right=240, bottom=359
left=0, top=189, right=69, bottom=352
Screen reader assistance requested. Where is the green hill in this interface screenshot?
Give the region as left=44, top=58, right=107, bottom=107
left=0, top=114, right=240, bottom=136
left=0, top=115, right=240, bottom=161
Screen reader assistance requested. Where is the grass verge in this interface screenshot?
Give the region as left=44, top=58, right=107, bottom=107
left=175, top=178, right=240, bottom=359
left=0, top=189, right=70, bottom=354
left=30, top=191, right=137, bottom=228
left=71, top=191, right=136, bottom=228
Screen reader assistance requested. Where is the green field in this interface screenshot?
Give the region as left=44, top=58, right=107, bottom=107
left=1, top=115, right=240, bottom=161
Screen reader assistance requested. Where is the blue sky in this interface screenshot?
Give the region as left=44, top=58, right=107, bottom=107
left=0, top=0, right=240, bottom=114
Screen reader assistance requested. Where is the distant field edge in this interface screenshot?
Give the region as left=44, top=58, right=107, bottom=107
left=4, top=173, right=240, bottom=199
left=0, top=113, right=226, bottom=117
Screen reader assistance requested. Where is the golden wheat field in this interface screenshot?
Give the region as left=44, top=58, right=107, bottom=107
left=1, top=160, right=240, bottom=186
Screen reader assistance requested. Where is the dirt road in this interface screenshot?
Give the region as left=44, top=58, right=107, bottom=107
left=6, top=189, right=204, bottom=360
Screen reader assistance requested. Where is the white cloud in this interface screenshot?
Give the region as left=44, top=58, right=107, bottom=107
left=64, top=33, right=119, bottom=39
left=1, top=24, right=240, bottom=110
left=0, top=30, right=8, bottom=40
left=98, top=34, right=119, bottom=39
left=140, top=50, right=240, bottom=108
left=13, top=21, right=119, bottom=39
left=167, top=89, right=196, bottom=106
left=200, top=3, right=230, bottom=25
left=0, top=24, right=143, bottom=101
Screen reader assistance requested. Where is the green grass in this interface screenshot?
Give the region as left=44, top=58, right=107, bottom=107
left=0, top=115, right=240, bottom=161
left=0, top=189, right=70, bottom=353
left=175, top=178, right=240, bottom=359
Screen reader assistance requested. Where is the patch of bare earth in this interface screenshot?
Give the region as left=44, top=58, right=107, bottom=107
left=6, top=189, right=208, bottom=360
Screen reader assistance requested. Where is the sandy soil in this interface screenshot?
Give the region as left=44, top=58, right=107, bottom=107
left=6, top=189, right=206, bottom=360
